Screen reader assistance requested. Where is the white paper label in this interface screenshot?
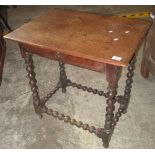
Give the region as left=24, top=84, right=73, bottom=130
left=150, top=13, right=155, bottom=19
left=111, top=56, right=122, bottom=61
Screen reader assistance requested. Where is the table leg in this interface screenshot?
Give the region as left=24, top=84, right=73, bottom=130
left=106, top=55, right=137, bottom=142
left=101, top=64, right=121, bottom=148
left=19, top=45, right=47, bottom=118
left=120, top=55, right=136, bottom=114
left=59, top=62, right=67, bottom=93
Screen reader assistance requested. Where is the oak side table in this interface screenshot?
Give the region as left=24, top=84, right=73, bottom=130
left=4, top=9, right=150, bottom=148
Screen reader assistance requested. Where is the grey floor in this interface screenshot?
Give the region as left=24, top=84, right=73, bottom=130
left=0, top=6, right=155, bottom=149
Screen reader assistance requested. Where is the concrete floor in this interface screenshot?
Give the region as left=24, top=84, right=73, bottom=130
left=0, top=6, right=155, bottom=149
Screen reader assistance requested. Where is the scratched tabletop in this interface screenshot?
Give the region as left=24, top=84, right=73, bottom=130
left=4, top=9, right=151, bottom=66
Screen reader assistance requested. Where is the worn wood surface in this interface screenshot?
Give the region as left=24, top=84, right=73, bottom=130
left=19, top=44, right=106, bottom=72
left=4, top=9, right=150, bottom=68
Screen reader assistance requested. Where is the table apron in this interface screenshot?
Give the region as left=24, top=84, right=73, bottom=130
left=19, top=43, right=105, bottom=73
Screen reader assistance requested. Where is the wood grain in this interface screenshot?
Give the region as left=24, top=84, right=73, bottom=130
left=4, top=9, right=151, bottom=67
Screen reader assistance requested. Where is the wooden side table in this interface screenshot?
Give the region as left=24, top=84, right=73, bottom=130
left=4, top=9, right=150, bottom=148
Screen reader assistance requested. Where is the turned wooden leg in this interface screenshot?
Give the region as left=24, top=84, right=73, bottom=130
left=19, top=44, right=47, bottom=118
left=101, top=64, right=121, bottom=148
left=110, top=55, right=137, bottom=132
left=120, top=55, right=136, bottom=114
left=59, top=61, right=67, bottom=93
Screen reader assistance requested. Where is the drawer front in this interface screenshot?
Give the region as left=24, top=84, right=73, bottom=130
left=20, top=43, right=105, bottom=73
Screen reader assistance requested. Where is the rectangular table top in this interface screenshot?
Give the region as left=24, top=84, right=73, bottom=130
left=4, top=9, right=151, bottom=66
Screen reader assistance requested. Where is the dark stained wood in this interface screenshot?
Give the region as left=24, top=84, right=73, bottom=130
left=20, top=43, right=105, bottom=72
left=4, top=9, right=151, bottom=68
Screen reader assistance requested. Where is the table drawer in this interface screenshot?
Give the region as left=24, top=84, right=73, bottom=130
left=20, top=43, right=105, bottom=73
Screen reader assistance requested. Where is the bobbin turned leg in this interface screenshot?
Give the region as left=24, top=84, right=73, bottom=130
left=59, top=61, right=68, bottom=93
left=19, top=45, right=47, bottom=118
left=119, top=55, right=136, bottom=114
left=102, top=64, right=121, bottom=148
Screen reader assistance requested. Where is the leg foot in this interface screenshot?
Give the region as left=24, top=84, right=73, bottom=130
left=96, top=128, right=111, bottom=148
left=102, top=132, right=111, bottom=148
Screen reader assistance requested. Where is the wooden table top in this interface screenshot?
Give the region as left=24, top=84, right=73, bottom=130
left=4, top=9, right=151, bottom=66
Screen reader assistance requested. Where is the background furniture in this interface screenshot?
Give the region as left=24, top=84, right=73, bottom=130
left=0, top=6, right=12, bottom=85
left=0, top=6, right=7, bottom=86
left=141, top=6, right=155, bottom=78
